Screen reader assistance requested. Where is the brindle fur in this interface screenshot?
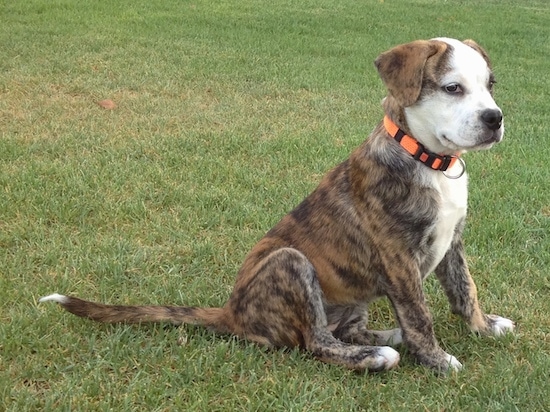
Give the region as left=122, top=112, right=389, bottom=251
left=41, top=39, right=510, bottom=373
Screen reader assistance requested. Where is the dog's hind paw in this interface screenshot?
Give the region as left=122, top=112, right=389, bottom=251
left=371, top=346, right=400, bottom=371
left=487, top=315, right=515, bottom=336
left=374, top=328, right=403, bottom=347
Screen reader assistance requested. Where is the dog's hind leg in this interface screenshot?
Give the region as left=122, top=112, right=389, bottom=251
left=334, top=324, right=403, bottom=347
left=328, top=304, right=403, bottom=347
left=227, top=247, right=399, bottom=371
left=306, top=328, right=400, bottom=372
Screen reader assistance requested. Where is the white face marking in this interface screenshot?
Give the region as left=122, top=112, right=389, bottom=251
left=404, top=38, right=504, bottom=155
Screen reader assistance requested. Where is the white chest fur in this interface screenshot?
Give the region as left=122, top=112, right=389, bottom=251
left=426, top=167, right=469, bottom=275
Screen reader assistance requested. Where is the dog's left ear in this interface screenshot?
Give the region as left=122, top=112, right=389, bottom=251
left=462, top=39, right=492, bottom=69
left=375, top=40, right=447, bottom=107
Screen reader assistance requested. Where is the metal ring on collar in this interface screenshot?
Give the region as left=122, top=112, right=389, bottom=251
left=443, top=157, right=466, bottom=179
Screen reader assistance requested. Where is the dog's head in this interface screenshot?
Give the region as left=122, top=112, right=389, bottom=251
left=375, top=38, right=503, bottom=155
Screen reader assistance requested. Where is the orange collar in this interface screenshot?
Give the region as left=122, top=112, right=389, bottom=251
left=383, top=116, right=459, bottom=172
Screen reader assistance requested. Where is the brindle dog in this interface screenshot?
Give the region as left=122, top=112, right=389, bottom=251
left=41, top=38, right=514, bottom=373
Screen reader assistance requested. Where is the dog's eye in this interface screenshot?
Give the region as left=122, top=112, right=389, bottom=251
left=443, top=83, right=463, bottom=94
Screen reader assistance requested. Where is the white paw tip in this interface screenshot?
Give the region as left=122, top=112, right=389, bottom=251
left=39, top=293, right=68, bottom=304
left=492, top=317, right=515, bottom=336
left=446, top=354, right=463, bottom=371
left=378, top=346, right=400, bottom=369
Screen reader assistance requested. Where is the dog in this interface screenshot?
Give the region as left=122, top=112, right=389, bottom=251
left=41, top=37, right=514, bottom=373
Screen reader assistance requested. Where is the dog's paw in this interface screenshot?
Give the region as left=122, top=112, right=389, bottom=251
left=486, top=315, right=515, bottom=336
left=421, top=351, right=462, bottom=374
left=371, top=346, right=400, bottom=371
left=444, top=353, right=463, bottom=372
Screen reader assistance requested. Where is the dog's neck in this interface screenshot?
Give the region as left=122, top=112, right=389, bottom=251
left=383, top=116, right=459, bottom=172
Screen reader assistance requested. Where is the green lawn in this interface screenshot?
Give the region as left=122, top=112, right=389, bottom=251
left=1, top=0, right=549, bottom=410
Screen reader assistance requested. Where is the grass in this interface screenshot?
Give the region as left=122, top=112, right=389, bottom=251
left=1, top=0, right=549, bottom=410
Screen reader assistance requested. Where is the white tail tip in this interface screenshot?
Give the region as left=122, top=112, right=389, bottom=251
left=39, top=293, right=69, bottom=304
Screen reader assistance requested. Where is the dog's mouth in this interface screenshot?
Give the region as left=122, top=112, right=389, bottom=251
left=439, top=135, right=460, bottom=151
left=476, top=129, right=504, bottom=149
left=440, top=128, right=503, bottom=152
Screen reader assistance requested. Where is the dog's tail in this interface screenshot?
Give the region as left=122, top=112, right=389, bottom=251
left=39, top=293, right=228, bottom=331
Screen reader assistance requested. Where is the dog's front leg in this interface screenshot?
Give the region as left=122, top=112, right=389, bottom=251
left=384, top=264, right=462, bottom=373
left=434, top=222, right=514, bottom=336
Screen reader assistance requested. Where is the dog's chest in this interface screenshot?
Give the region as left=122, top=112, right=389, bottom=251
left=427, top=173, right=468, bottom=274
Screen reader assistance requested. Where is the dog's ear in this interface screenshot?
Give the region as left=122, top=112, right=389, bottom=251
left=462, top=39, right=492, bottom=69
left=375, top=40, right=447, bottom=107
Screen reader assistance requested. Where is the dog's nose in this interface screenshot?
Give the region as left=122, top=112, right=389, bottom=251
left=480, top=109, right=503, bottom=131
